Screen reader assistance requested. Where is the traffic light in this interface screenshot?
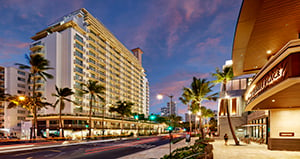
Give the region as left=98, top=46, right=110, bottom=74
left=134, top=115, right=139, bottom=120
left=167, top=126, right=173, bottom=132
left=149, top=115, right=156, bottom=121
left=85, top=124, right=89, bottom=128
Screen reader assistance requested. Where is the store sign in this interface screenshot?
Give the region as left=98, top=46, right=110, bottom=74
left=279, top=132, right=294, bottom=137
left=246, top=61, right=288, bottom=104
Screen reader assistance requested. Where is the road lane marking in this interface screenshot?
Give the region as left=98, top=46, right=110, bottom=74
left=84, top=138, right=160, bottom=155
left=49, top=149, right=61, bottom=152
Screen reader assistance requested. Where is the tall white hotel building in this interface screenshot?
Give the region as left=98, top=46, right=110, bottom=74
left=29, top=8, right=149, bottom=118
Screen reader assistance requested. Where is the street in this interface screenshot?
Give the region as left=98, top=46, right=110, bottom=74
left=0, top=136, right=174, bottom=159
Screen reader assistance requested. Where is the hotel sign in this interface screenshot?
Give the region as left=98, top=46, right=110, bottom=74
left=246, top=57, right=289, bottom=104
left=279, top=132, right=295, bottom=137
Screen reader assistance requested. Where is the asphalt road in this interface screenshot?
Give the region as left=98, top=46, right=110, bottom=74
left=0, top=136, right=172, bottom=159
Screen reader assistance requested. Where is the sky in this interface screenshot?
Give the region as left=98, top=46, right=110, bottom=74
left=0, top=0, right=243, bottom=118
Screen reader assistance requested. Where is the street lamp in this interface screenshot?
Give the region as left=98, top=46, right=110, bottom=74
left=18, top=96, right=25, bottom=101
left=156, top=94, right=174, bottom=116
left=157, top=94, right=174, bottom=159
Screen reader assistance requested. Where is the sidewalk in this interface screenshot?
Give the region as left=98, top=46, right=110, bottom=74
left=212, top=139, right=300, bottom=159
left=119, top=137, right=198, bottom=159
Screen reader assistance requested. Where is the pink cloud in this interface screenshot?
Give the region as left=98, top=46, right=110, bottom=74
left=0, top=38, right=29, bottom=59
left=178, top=107, right=188, bottom=115
left=37, top=11, right=44, bottom=17
left=127, top=0, right=228, bottom=57
left=202, top=101, right=218, bottom=110
left=185, top=36, right=230, bottom=68
left=196, top=37, right=221, bottom=51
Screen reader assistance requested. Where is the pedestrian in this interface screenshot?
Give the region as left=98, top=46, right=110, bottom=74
left=224, top=133, right=228, bottom=145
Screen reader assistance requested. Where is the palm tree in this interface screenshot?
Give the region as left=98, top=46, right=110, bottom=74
left=8, top=95, right=52, bottom=138
left=52, top=86, right=76, bottom=137
left=109, top=101, right=133, bottom=135
left=15, top=54, right=53, bottom=139
left=183, top=77, right=217, bottom=139
left=167, top=114, right=182, bottom=128
left=179, top=92, right=192, bottom=132
left=200, top=107, right=214, bottom=134
left=80, top=80, right=105, bottom=137
left=212, top=66, right=240, bottom=145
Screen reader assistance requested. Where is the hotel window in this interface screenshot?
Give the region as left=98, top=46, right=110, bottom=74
left=91, top=73, right=96, bottom=79
left=89, top=44, right=96, bottom=50
left=17, top=83, right=25, bottom=88
left=88, top=36, right=95, bottom=43
left=17, top=116, right=25, bottom=120
left=17, top=71, right=25, bottom=76
left=89, top=51, right=96, bottom=58
left=232, top=79, right=240, bottom=90
left=89, top=58, right=96, bottom=65
left=17, top=90, right=25, bottom=94
left=75, top=34, right=84, bottom=43
left=75, top=74, right=83, bottom=81
left=17, top=110, right=26, bottom=114
left=75, top=42, right=83, bottom=51
left=75, top=58, right=83, bottom=66
left=90, top=30, right=97, bottom=37
left=231, top=98, right=237, bottom=115
left=219, top=99, right=227, bottom=116
left=241, top=79, right=247, bottom=89
left=74, top=82, right=81, bottom=89
left=75, top=50, right=83, bottom=58
left=17, top=77, right=26, bottom=82
left=89, top=65, right=96, bottom=72
left=75, top=66, right=83, bottom=74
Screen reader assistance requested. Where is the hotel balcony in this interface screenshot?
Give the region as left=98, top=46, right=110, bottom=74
left=30, top=44, right=44, bottom=52
left=30, top=41, right=44, bottom=52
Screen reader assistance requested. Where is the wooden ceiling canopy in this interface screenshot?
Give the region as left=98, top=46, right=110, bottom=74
left=232, top=0, right=300, bottom=76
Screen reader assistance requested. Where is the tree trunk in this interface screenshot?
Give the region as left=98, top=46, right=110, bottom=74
left=226, top=98, right=239, bottom=145
left=121, top=117, right=123, bottom=135
left=88, top=95, right=93, bottom=138
left=199, top=115, right=204, bottom=140
left=198, top=103, right=205, bottom=140
left=189, top=114, right=192, bottom=133
left=188, top=104, right=192, bottom=133
left=194, top=115, right=197, bottom=134
left=59, top=100, right=63, bottom=137
left=102, top=105, right=105, bottom=135
left=223, top=81, right=239, bottom=145
left=32, top=108, right=37, bottom=139
left=32, top=75, right=37, bottom=139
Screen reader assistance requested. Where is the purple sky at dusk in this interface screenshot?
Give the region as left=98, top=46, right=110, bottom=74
left=0, top=0, right=243, bottom=118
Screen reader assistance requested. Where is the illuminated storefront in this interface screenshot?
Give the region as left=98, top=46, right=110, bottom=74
left=232, top=0, right=300, bottom=151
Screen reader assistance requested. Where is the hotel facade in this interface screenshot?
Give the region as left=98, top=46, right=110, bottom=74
left=233, top=0, right=300, bottom=151
left=0, top=66, right=30, bottom=137
left=21, top=8, right=154, bottom=138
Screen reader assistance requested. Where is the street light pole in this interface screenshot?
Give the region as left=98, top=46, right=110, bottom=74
left=157, top=94, right=174, bottom=159
left=188, top=110, right=192, bottom=133
left=168, top=95, right=173, bottom=116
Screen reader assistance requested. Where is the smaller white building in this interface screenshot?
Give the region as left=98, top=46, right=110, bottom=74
left=2, top=66, right=30, bottom=138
